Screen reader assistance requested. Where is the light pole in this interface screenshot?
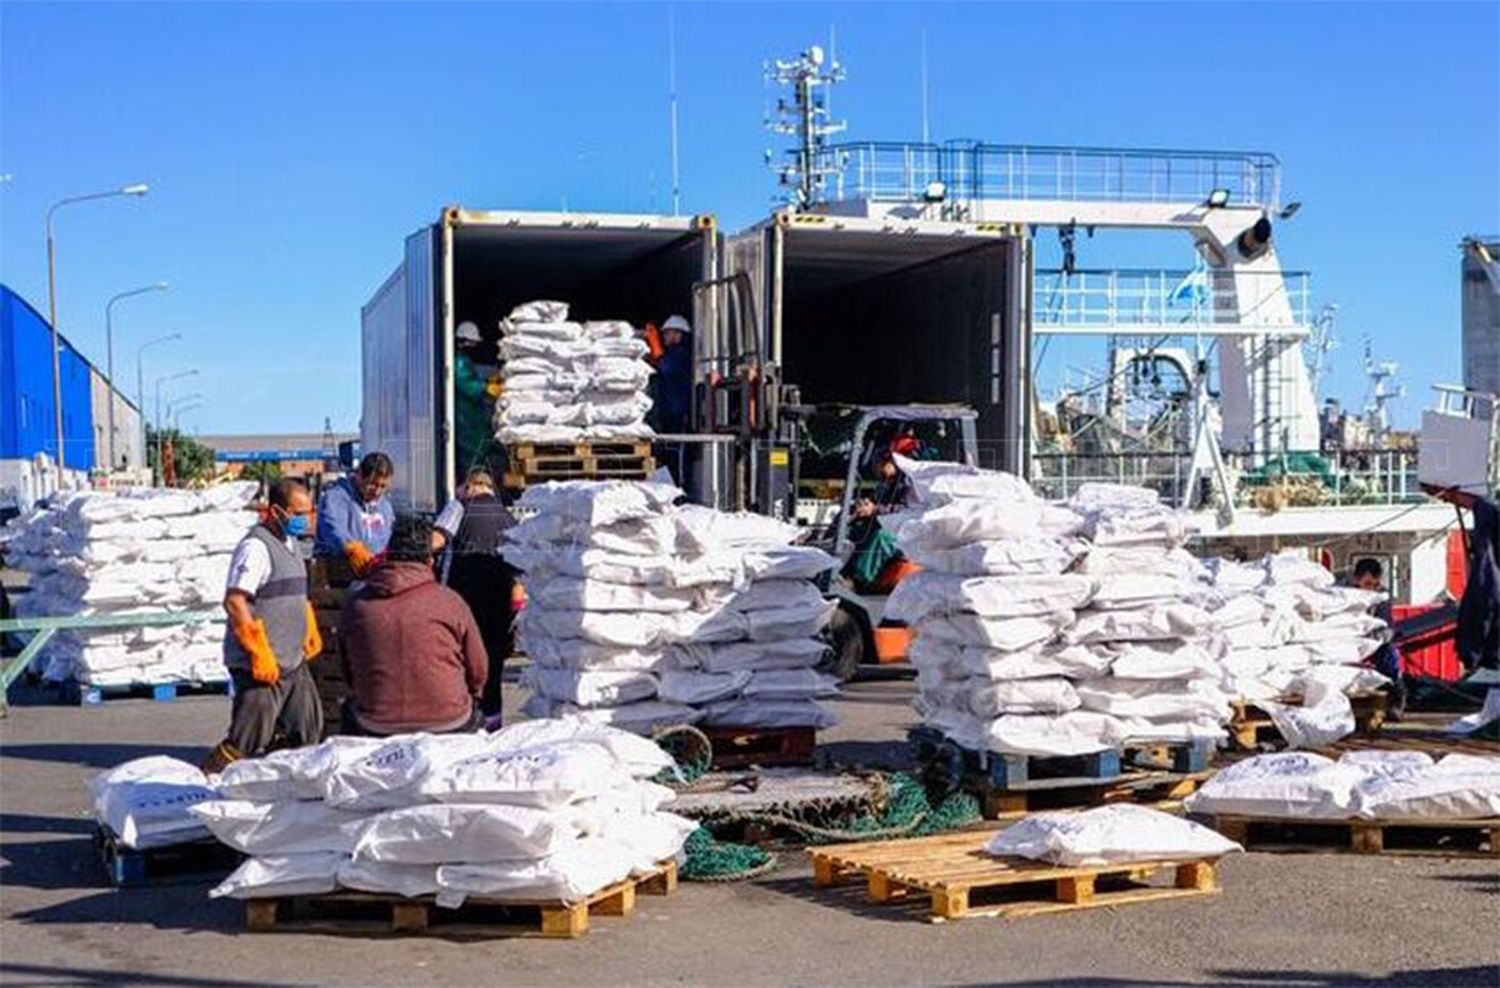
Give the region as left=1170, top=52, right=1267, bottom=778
left=166, top=393, right=203, bottom=429
left=104, top=282, right=169, bottom=470
left=154, top=370, right=197, bottom=483
left=136, top=333, right=180, bottom=469
left=170, top=400, right=204, bottom=433
left=45, top=183, right=150, bottom=469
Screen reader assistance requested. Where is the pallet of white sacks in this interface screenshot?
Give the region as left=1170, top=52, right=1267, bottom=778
left=1196, top=814, right=1500, bottom=858
left=908, top=726, right=1215, bottom=816
left=1227, top=691, right=1388, bottom=750
left=243, top=860, right=678, bottom=939
left=62, top=678, right=232, bottom=707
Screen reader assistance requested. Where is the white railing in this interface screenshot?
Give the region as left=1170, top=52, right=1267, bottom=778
left=818, top=142, right=1282, bottom=212
left=1033, top=268, right=1313, bottom=333
left=1030, top=449, right=1426, bottom=508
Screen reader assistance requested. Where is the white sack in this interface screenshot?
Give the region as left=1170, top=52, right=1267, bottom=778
left=209, top=852, right=344, bottom=900
left=352, top=803, right=582, bottom=864
left=190, top=799, right=373, bottom=855
left=89, top=756, right=217, bottom=850
left=985, top=804, right=1241, bottom=866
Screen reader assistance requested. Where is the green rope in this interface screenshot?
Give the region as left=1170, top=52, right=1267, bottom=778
left=652, top=724, right=713, bottom=788
left=652, top=727, right=981, bottom=882
left=786, top=771, right=981, bottom=844
left=679, top=825, right=778, bottom=882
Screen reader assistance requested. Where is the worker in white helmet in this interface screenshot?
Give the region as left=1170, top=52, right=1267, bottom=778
left=652, top=314, right=694, bottom=436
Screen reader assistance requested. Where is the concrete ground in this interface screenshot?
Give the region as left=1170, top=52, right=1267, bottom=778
left=1, top=676, right=1497, bottom=988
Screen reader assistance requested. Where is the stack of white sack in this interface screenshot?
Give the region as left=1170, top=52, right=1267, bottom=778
left=888, top=462, right=1234, bottom=758
left=508, top=480, right=840, bottom=733
left=90, top=756, right=220, bottom=849
left=1205, top=550, right=1392, bottom=747
left=0, top=483, right=258, bottom=687
left=202, top=719, right=699, bottom=904
left=493, top=300, right=655, bottom=444
left=1184, top=750, right=1500, bottom=820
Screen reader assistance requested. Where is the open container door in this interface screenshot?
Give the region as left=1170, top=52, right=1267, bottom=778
left=360, top=226, right=440, bottom=513
left=768, top=212, right=1030, bottom=474
left=442, top=208, right=716, bottom=501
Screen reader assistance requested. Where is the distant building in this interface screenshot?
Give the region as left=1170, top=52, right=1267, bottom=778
left=1, top=284, right=144, bottom=513
left=200, top=433, right=358, bottom=480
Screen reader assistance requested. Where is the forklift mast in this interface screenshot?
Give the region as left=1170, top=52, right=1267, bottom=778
left=692, top=272, right=799, bottom=517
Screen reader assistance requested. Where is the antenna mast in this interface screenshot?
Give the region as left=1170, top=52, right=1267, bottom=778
left=668, top=6, right=681, bottom=215
left=765, top=44, right=846, bottom=208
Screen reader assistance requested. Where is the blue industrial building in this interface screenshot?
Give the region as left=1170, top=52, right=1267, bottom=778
left=2, top=284, right=97, bottom=471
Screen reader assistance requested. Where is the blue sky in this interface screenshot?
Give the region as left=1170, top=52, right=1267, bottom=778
left=2, top=1, right=1496, bottom=435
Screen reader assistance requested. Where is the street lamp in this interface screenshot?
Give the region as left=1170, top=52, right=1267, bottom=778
left=136, top=333, right=181, bottom=468
left=104, top=282, right=169, bottom=469
left=170, top=400, right=204, bottom=433
left=44, top=183, right=150, bottom=469
left=154, top=369, right=197, bottom=483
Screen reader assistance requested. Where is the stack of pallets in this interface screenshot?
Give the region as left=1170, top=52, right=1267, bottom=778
left=503, top=441, right=655, bottom=491
left=908, top=726, right=1215, bottom=817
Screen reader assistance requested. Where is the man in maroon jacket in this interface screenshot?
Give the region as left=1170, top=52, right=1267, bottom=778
left=339, top=514, right=489, bottom=736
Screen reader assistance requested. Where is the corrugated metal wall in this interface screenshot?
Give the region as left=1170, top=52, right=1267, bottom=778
left=1463, top=241, right=1500, bottom=397
left=1, top=284, right=96, bottom=470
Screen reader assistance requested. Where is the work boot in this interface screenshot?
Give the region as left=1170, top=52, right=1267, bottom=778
left=200, top=739, right=243, bottom=775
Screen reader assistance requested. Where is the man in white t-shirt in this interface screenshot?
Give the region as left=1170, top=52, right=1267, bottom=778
left=203, top=478, right=324, bottom=772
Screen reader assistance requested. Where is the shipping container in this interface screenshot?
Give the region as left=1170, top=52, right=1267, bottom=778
left=361, top=209, right=717, bottom=511
left=724, top=211, right=1032, bottom=473
left=1, top=284, right=95, bottom=471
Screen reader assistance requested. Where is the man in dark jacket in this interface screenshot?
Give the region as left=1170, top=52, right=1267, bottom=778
left=339, top=514, right=488, bottom=736
left=436, top=469, right=518, bottom=726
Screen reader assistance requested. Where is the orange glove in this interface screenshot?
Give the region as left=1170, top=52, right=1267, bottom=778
left=234, top=619, right=281, bottom=685
left=344, top=540, right=377, bottom=576
left=302, top=601, right=323, bottom=661
left=643, top=323, right=665, bottom=363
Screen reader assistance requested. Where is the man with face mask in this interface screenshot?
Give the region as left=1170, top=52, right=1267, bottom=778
left=315, top=451, right=396, bottom=576
left=203, top=478, right=324, bottom=771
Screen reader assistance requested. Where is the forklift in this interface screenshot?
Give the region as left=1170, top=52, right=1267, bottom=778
left=787, top=403, right=978, bottom=680
left=691, top=271, right=979, bottom=681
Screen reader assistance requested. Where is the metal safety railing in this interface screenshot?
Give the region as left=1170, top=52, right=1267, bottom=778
left=818, top=141, right=1282, bottom=211
left=1034, top=268, right=1312, bottom=332
left=0, top=609, right=221, bottom=714
left=1029, top=449, right=1426, bottom=509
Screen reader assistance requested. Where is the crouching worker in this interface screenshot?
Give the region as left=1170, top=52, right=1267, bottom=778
left=203, top=479, right=324, bottom=772
left=339, top=514, right=488, bottom=736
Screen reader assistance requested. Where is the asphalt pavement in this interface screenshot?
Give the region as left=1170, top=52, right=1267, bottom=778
left=1, top=676, right=1497, bottom=988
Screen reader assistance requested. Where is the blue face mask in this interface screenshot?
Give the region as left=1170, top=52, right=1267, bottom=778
left=282, top=514, right=310, bottom=539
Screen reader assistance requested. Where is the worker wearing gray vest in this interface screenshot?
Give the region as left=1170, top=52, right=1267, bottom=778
left=204, top=478, right=324, bottom=771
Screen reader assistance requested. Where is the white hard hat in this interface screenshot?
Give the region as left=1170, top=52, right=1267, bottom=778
left=663, top=314, right=692, bottom=334
left=456, top=321, right=482, bottom=344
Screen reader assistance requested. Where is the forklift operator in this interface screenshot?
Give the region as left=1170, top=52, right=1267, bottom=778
left=844, top=437, right=919, bottom=594
left=853, top=435, right=918, bottom=521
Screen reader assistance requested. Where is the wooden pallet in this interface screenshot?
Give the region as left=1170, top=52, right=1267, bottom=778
left=809, top=830, right=1222, bottom=923
left=245, top=860, right=677, bottom=939
left=908, top=726, right=1213, bottom=817
left=509, top=441, right=653, bottom=460
left=1199, top=814, right=1500, bottom=858
left=65, top=678, right=231, bottom=707
left=96, top=827, right=241, bottom=888
left=703, top=725, right=817, bottom=769
left=1229, top=692, right=1387, bottom=750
